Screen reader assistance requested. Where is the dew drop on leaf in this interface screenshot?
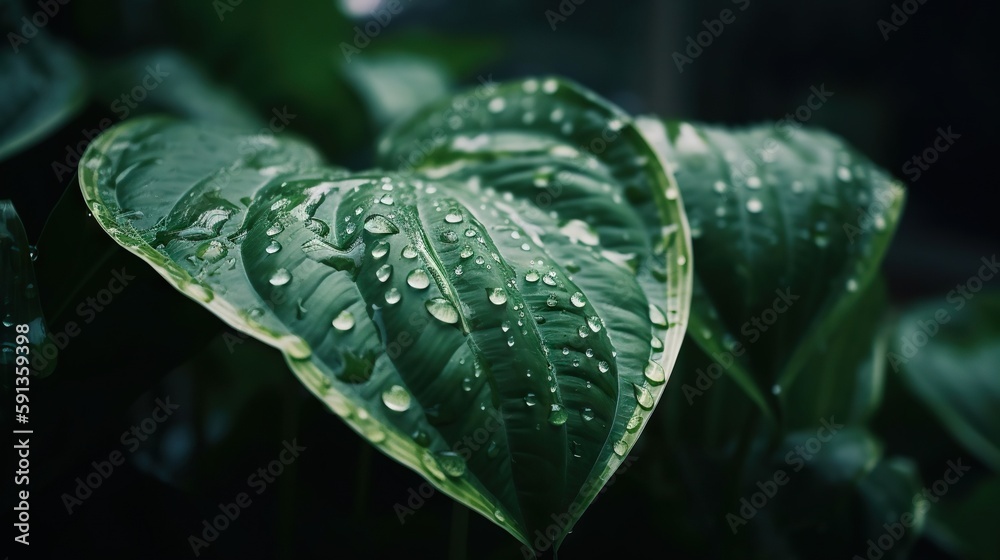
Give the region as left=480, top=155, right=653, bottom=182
left=548, top=404, right=568, bottom=426
left=364, top=214, right=398, bottom=234
left=570, top=292, right=586, bottom=308
left=332, top=310, right=355, bottom=331
left=269, top=268, right=291, bottom=286
left=407, top=269, right=431, bottom=290
left=488, top=288, right=508, bottom=305
left=371, top=241, right=389, bottom=259
left=382, top=384, right=411, bottom=412
left=385, top=287, right=402, bottom=305
left=401, top=245, right=418, bottom=259
left=633, top=383, right=654, bottom=409
left=425, top=297, right=458, bottom=323
left=644, top=361, right=665, bottom=384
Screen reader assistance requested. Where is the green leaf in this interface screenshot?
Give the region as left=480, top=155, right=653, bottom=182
left=638, top=118, right=905, bottom=424
left=751, top=428, right=924, bottom=559
left=781, top=276, right=890, bottom=430
left=1, top=200, right=55, bottom=379
left=927, top=475, right=1000, bottom=560
left=890, top=293, right=1000, bottom=471
left=0, top=0, right=87, bottom=161
left=79, top=77, right=691, bottom=553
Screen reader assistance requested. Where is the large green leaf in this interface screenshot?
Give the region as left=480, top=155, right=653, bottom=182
left=890, top=294, right=1000, bottom=471
left=0, top=0, right=87, bottom=161
left=78, top=78, right=691, bottom=553
left=1, top=199, right=54, bottom=380
left=638, top=118, right=905, bottom=424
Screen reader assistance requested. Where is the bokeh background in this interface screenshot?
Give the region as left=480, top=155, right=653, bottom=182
left=2, top=0, right=996, bottom=558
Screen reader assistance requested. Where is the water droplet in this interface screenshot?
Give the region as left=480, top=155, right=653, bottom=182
left=581, top=407, right=595, bottom=421
left=379, top=193, right=394, bottom=205
left=507, top=336, right=515, bottom=347
left=464, top=228, right=477, bottom=238
left=332, top=310, right=355, bottom=331
left=454, top=265, right=463, bottom=276
left=586, top=316, right=602, bottom=333
left=425, top=297, right=458, bottom=323
left=382, top=384, right=411, bottom=412
left=441, top=231, right=459, bottom=243
left=524, top=393, right=538, bottom=407
left=837, top=166, right=853, bottom=181
left=548, top=404, right=568, bottom=426
left=598, top=361, right=610, bottom=373
left=546, top=294, right=558, bottom=307
left=407, top=269, right=430, bottom=290
left=713, top=180, right=727, bottom=193
left=436, top=451, right=466, bottom=477
left=644, top=361, right=665, bottom=384
left=269, top=268, right=292, bottom=286
left=542, top=78, right=559, bottom=93
left=494, top=509, right=506, bottom=522
left=488, top=288, right=508, bottom=305
left=815, top=234, right=829, bottom=248
left=364, top=215, right=398, bottom=234
left=626, top=414, right=642, bottom=432
left=265, top=240, right=282, bottom=254
left=475, top=255, right=485, bottom=265
left=487, top=440, right=500, bottom=458
left=460, top=245, right=474, bottom=259
left=525, top=270, right=540, bottom=283
left=371, top=241, right=389, bottom=259
left=651, top=337, right=663, bottom=351
left=266, top=223, right=283, bottom=236
left=570, top=292, right=586, bottom=308
left=746, top=176, right=762, bottom=189
left=577, top=325, right=589, bottom=338
left=649, top=304, right=668, bottom=327
left=376, top=264, right=393, bottom=282
left=746, top=198, right=763, bottom=213
left=385, top=287, right=402, bottom=304
left=462, top=377, right=473, bottom=392
left=771, top=384, right=782, bottom=395
left=542, top=272, right=557, bottom=286
left=846, top=278, right=859, bottom=292
left=412, top=430, right=431, bottom=447
left=613, top=440, right=628, bottom=457
left=402, top=245, right=418, bottom=259
left=488, top=97, right=506, bottom=113
left=445, top=210, right=463, bottom=223
left=634, top=383, right=654, bottom=409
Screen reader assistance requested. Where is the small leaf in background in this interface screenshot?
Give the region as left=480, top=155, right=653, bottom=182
left=78, top=77, right=692, bottom=554
left=0, top=0, right=87, bottom=161
left=891, top=293, right=1000, bottom=472
left=1, top=199, right=55, bottom=379
left=750, top=428, right=924, bottom=560
left=342, top=54, right=450, bottom=127
left=638, top=117, right=905, bottom=423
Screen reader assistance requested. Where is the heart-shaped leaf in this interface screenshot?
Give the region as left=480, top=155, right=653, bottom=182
left=78, top=78, right=691, bottom=553
left=638, top=118, right=905, bottom=423
left=890, top=293, right=1000, bottom=471
left=0, top=0, right=87, bottom=161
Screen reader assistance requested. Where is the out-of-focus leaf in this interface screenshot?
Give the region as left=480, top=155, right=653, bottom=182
left=79, top=77, right=692, bottom=554
left=782, top=276, right=889, bottom=430
left=343, top=54, right=450, bottom=127
left=890, top=293, right=1000, bottom=471
left=749, top=428, right=924, bottom=560
left=92, top=49, right=260, bottom=128
left=0, top=199, right=54, bottom=379
left=927, top=476, right=1000, bottom=560
left=0, top=0, right=87, bottom=161
left=639, top=118, right=905, bottom=424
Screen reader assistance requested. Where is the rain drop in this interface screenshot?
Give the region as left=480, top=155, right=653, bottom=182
left=633, top=383, right=654, bottom=409
left=385, top=287, right=402, bottom=304
left=582, top=407, right=595, bottom=421
left=371, top=241, right=389, bottom=259
left=441, top=231, right=459, bottom=243
left=332, top=310, right=355, bottom=331
left=598, top=361, right=610, bottom=373
left=364, top=215, right=398, bottom=234
left=382, top=385, right=411, bottom=412
left=524, top=393, right=538, bottom=407
left=548, top=404, right=568, bottom=426
left=376, top=264, right=393, bottom=282
left=746, top=198, right=763, bottom=213
left=488, top=288, right=508, bottom=305
left=407, top=269, right=431, bottom=290
left=570, top=292, right=586, bottom=308
left=401, top=245, right=418, bottom=259
left=644, top=361, right=666, bottom=384
left=265, top=240, right=281, bottom=254
left=445, top=210, right=463, bottom=223
left=425, top=297, right=459, bottom=323
left=269, top=268, right=292, bottom=286
left=525, top=270, right=540, bottom=283
left=586, top=316, right=602, bottom=333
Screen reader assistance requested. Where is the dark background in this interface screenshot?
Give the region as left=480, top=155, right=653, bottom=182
left=2, top=0, right=995, bottom=558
